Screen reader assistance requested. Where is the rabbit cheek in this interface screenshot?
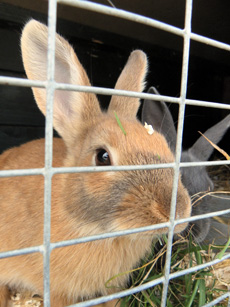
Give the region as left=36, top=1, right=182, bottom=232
left=68, top=172, right=121, bottom=232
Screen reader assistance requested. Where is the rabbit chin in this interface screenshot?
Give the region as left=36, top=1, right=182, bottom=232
left=111, top=220, right=189, bottom=239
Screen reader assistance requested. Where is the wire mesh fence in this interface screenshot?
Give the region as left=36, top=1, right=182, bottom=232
left=0, top=0, right=230, bottom=306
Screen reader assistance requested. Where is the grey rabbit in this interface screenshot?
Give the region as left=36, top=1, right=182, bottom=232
left=142, top=87, right=230, bottom=245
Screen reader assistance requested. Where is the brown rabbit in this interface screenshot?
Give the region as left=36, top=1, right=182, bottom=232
left=0, top=20, right=191, bottom=307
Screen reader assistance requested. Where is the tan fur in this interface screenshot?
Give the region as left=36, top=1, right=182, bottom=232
left=0, top=20, right=191, bottom=307
left=108, top=50, right=147, bottom=119
left=0, top=286, right=11, bottom=307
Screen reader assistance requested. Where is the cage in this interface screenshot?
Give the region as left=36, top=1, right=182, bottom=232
left=0, top=0, right=230, bottom=306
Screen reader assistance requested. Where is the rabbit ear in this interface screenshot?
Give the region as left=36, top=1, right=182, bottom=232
left=189, top=114, right=230, bottom=161
left=141, top=87, right=177, bottom=152
left=108, top=50, right=147, bottom=119
left=21, top=20, right=101, bottom=148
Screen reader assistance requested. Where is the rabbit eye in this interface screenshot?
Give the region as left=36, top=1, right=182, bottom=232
left=95, top=149, right=111, bottom=166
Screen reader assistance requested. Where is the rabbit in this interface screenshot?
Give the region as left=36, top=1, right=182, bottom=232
left=142, top=86, right=230, bottom=245
left=0, top=20, right=191, bottom=307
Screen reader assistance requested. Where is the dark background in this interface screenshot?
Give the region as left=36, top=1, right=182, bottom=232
left=0, top=0, right=230, bottom=157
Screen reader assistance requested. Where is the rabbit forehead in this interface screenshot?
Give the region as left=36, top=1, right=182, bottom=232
left=84, top=116, right=174, bottom=163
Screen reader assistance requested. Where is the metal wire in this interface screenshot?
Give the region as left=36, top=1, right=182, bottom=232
left=0, top=159, right=230, bottom=179
left=42, top=0, right=58, bottom=305
left=58, top=0, right=230, bottom=52
left=1, top=77, right=230, bottom=111
left=1, top=206, right=230, bottom=260
left=161, top=0, right=193, bottom=304
left=0, top=0, right=230, bottom=306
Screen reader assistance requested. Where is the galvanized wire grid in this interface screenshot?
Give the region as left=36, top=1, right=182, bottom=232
left=0, top=0, right=230, bottom=306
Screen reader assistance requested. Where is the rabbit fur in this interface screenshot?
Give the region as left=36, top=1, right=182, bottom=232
left=142, top=86, right=230, bottom=245
left=0, top=20, right=191, bottom=307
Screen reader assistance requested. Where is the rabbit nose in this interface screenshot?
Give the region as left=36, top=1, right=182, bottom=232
left=150, top=202, right=169, bottom=222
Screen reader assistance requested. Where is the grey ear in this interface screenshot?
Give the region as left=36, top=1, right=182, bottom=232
left=189, top=114, right=230, bottom=161
left=141, top=87, right=177, bottom=152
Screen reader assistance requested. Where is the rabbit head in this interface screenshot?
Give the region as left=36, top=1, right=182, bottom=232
left=142, top=86, right=230, bottom=244
left=20, top=20, right=191, bottom=236
left=0, top=21, right=191, bottom=306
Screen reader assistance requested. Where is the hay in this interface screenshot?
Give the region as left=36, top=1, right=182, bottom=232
left=208, top=161, right=230, bottom=191
left=10, top=291, right=43, bottom=307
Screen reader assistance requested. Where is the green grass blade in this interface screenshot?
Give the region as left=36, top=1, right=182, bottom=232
left=198, top=278, right=206, bottom=306
left=187, top=279, right=200, bottom=307
left=114, top=111, right=127, bottom=136
left=216, top=235, right=230, bottom=259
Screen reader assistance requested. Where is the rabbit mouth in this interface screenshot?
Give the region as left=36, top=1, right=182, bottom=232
left=111, top=199, right=189, bottom=237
